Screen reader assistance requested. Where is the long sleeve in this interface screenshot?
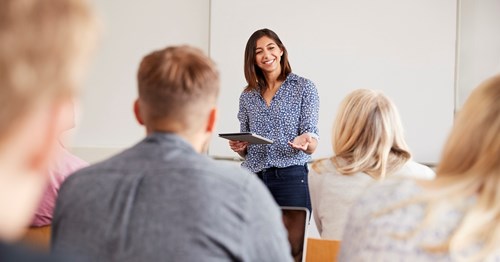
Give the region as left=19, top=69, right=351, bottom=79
left=299, top=78, right=319, bottom=137
left=238, top=93, right=250, bottom=132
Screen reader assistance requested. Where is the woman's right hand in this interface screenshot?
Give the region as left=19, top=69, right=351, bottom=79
left=229, top=140, right=248, bottom=157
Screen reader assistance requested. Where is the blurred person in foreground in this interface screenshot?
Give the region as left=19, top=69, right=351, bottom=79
left=339, top=76, right=500, bottom=261
left=31, top=100, right=88, bottom=228
left=0, top=0, right=96, bottom=260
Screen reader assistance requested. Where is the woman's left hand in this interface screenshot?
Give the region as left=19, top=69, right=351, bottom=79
left=288, top=133, right=317, bottom=154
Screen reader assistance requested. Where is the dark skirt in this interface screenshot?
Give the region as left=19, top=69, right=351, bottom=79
left=256, top=164, right=311, bottom=213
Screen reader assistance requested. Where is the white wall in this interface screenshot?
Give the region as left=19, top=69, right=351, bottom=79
left=70, top=0, right=500, bottom=164
left=209, top=0, right=456, bottom=164
left=456, top=0, right=500, bottom=108
left=70, top=0, right=209, bottom=163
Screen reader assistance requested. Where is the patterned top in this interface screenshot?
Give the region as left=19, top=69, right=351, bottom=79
left=238, top=73, right=319, bottom=173
left=339, top=177, right=500, bottom=261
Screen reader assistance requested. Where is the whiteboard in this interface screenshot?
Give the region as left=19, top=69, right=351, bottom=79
left=208, top=0, right=456, bottom=164
left=456, top=0, right=500, bottom=108
left=72, top=0, right=209, bottom=150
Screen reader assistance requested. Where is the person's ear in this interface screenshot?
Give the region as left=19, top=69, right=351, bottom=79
left=134, top=99, right=144, bottom=126
left=206, top=107, right=217, bottom=133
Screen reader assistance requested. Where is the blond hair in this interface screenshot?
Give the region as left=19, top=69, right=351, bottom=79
left=0, top=0, right=97, bottom=140
left=314, top=89, right=411, bottom=179
left=137, top=46, right=219, bottom=134
left=420, top=75, right=500, bottom=260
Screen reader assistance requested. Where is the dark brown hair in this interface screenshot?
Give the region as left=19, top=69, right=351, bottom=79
left=244, top=28, right=292, bottom=92
left=138, top=46, right=219, bottom=129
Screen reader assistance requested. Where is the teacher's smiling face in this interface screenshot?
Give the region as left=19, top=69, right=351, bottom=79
left=255, top=36, right=284, bottom=75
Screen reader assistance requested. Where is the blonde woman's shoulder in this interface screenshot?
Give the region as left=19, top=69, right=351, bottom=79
left=308, top=158, right=345, bottom=192
left=309, top=158, right=338, bottom=176
left=309, top=158, right=374, bottom=192
left=394, top=160, right=435, bottom=180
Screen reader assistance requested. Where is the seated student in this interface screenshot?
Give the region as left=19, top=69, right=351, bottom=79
left=0, top=0, right=96, bottom=260
left=339, top=77, right=500, bottom=261
left=308, top=89, right=434, bottom=241
left=51, top=46, right=293, bottom=262
left=31, top=101, right=88, bottom=227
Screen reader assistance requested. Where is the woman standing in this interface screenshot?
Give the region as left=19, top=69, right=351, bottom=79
left=229, top=28, right=319, bottom=212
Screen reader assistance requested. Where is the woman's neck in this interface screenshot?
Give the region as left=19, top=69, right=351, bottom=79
left=264, top=70, right=282, bottom=90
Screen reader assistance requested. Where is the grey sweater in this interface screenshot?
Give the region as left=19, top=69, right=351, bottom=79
left=52, top=133, right=292, bottom=262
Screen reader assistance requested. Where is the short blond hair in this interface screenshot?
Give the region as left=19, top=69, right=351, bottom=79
left=137, top=46, right=219, bottom=133
left=325, top=89, right=411, bottom=179
left=0, top=0, right=97, bottom=139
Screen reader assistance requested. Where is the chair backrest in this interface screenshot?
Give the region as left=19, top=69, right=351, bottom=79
left=21, top=225, right=52, bottom=252
left=305, top=238, right=341, bottom=262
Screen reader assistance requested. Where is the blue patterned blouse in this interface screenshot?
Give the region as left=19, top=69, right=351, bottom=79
left=238, top=73, right=319, bottom=173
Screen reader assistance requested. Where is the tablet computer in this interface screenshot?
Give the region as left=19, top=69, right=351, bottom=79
left=218, top=132, right=273, bottom=144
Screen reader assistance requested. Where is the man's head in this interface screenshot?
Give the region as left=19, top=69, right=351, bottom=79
left=135, top=46, right=220, bottom=151
left=0, top=0, right=96, bottom=241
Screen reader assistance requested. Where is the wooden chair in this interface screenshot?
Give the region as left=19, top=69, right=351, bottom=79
left=21, top=225, right=52, bottom=252
left=306, top=238, right=341, bottom=262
